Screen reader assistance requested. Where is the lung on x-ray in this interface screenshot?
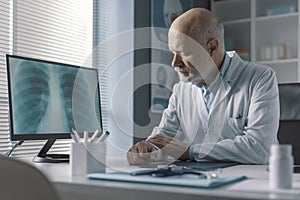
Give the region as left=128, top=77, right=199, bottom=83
left=8, top=57, right=101, bottom=135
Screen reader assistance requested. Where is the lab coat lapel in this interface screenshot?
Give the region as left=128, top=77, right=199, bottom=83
left=199, top=90, right=209, bottom=132
left=209, top=52, right=248, bottom=115
left=209, top=77, right=231, bottom=115
left=189, top=88, right=209, bottom=145
left=199, top=52, right=250, bottom=155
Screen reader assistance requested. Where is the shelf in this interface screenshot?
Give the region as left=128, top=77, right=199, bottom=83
left=256, top=0, right=298, bottom=18
left=256, top=58, right=298, bottom=65
left=223, top=18, right=251, bottom=25
left=212, top=0, right=250, bottom=22
left=212, top=0, right=300, bottom=83
left=213, top=0, right=247, bottom=4
left=255, top=12, right=298, bottom=22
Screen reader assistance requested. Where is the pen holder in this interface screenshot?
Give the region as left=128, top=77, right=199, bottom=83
left=70, top=142, right=106, bottom=176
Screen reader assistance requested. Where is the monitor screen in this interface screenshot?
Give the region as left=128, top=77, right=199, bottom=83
left=6, top=55, right=102, bottom=141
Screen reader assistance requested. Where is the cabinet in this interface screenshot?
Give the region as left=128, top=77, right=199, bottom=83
left=211, top=0, right=299, bottom=83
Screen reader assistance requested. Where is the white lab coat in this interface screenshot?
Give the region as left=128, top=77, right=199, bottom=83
left=150, top=51, right=279, bottom=164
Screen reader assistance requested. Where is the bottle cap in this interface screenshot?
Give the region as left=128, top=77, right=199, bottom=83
left=271, top=144, right=292, bottom=155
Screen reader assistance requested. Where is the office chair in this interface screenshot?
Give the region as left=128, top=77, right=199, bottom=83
left=278, top=83, right=300, bottom=164
left=0, top=155, right=61, bottom=200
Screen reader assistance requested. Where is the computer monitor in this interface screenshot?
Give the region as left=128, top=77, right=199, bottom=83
left=6, top=54, right=102, bottom=162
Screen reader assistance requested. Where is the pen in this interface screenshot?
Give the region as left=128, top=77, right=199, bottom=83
left=83, top=131, right=88, bottom=143
left=90, top=129, right=100, bottom=143
left=70, top=129, right=80, bottom=143
left=96, top=131, right=110, bottom=143
left=130, top=169, right=156, bottom=176
left=72, top=128, right=81, bottom=143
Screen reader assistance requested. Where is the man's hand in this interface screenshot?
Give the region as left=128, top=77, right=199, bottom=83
left=127, top=135, right=191, bottom=165
left=147, top=135, right=190, bottom=160
left=127, top=141, right=158, bottom=165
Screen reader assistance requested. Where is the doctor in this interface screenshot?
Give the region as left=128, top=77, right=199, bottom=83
left=127, top=8, right=279, bottom=165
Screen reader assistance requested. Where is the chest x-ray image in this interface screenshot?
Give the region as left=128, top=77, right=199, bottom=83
left=8, top=57, right=101, bottom=135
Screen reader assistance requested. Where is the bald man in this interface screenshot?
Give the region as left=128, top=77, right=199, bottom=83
left=127, top=8, right=279, bottom=165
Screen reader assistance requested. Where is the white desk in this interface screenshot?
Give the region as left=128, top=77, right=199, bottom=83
left=22, top=157, right=300, bottom=200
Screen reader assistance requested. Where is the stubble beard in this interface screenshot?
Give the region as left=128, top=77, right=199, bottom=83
left=176, top=68, right=203, bottom=83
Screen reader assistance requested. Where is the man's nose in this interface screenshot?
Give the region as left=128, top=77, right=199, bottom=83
left=171, top=54, right=183, bottom=68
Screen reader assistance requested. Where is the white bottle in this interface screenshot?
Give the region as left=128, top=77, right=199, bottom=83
left=264, top=42, right=273, bottom=60
left=272, top=45, right=278, bottom=60
left=269, top=144, right=293, bottom=189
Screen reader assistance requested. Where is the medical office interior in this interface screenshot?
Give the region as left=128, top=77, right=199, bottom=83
left=1, top=0, right=300, bottom=200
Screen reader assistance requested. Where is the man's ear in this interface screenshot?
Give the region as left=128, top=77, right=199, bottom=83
left=207, top=38, right=218, bottom=56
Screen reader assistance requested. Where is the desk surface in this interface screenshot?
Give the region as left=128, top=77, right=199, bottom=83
left=21, top=157, right=300, bottom=200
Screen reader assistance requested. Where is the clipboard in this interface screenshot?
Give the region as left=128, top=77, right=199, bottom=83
left=87, top=173, right=247, bottom=189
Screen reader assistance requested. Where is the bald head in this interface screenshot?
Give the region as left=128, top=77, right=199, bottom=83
left=170, top=8, right=225, bottom=52
left=168, top=8, right=226, bottom=84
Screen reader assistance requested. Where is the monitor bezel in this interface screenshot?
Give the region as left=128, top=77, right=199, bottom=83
left=6, top=54, right=102, bottom=141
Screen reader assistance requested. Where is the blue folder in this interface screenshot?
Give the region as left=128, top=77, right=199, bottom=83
left=87, top=173, right=247, bottom=189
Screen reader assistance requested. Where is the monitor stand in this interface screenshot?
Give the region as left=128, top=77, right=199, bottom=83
left=32, top=139, right=69, bottom=163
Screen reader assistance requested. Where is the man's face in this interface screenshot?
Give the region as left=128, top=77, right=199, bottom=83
left=168, top=30, right=216, bottom=84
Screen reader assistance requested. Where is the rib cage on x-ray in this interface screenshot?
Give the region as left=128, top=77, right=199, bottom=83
left=13, top=61, right=50, bottom=133
left=12, top=60, right=100, bottom=134
left=58, top=68, right=99, bottom=132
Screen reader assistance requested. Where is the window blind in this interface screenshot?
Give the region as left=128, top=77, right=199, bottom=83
left=1, top=0, right=94, bottom=157
left=12, top=0, right=93, bottom=65
left=0, top=0, right=12, bottom=154
left=93, top=0, right=109, bottom=132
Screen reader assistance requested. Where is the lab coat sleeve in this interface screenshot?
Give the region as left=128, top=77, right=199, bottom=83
left=147, top=84, right=185, bottom=161
left=148, top=84, right=185, bottom=140
left=191, top=68, right=280, bottom=164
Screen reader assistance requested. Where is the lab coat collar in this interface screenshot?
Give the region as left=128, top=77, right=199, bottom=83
left=222, top=51, right=249, bottom=83
left=209, top=51, right=248, bottom=113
